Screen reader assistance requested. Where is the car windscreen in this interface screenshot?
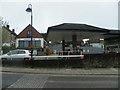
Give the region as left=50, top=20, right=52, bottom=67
left=18, top=51, right=26, bottom=54
left=11, top=50, right=19, bottom=54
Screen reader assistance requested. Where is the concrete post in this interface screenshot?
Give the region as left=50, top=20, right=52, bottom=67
left=62, top=40, right=65, bottom=51
left=72, top=35, right=77, bottom=51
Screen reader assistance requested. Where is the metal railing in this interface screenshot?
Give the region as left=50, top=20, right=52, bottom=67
left=57, top=51, right=83, bottom=56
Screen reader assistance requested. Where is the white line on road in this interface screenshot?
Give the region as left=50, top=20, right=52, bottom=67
left=41, top=77, right=49, bottom=88
left=8, top=75, right=49, bottom=88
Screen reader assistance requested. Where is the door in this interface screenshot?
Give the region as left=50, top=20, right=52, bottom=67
left=17, top=50, right=26, bottom=60
left=10, top=50, right=19, bottom=60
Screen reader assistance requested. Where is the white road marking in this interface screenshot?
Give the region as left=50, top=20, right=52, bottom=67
left=8, top=75, right=49, bottom=88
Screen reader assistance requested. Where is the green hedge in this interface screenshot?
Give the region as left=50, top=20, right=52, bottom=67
left=83, top=53, right=119, bottom=68
left=2, top=46, right=15, bottom=54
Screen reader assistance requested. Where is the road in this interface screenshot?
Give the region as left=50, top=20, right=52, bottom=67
left=2, top=72, right=119, bottom=89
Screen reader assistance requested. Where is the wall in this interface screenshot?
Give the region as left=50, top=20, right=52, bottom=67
left=2, top=26, right=16, bottom=47
left=2, top=27, right=11, bottom=44
left=33, top=53, right=119, bottom=68
left=3, top=53, right=119, bottom=68
left=0, top=19, right=2, bottom=55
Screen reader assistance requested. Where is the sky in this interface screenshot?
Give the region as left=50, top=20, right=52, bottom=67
left=0, top=0, right=119, bottom=34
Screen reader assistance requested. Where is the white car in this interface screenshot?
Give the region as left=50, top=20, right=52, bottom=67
left=1, top=49, right=32, bottom=61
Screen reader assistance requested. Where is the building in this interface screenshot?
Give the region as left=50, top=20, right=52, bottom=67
left=2, top=25, right=17, bottom=47
left=47, top=23, right=120, bottom=54
left=16, top=24, right=46, bottom=54
left=104, top=30, right=120, bottom=53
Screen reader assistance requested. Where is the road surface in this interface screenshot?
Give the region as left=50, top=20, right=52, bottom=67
left=2, top=72, right=119, bottom=89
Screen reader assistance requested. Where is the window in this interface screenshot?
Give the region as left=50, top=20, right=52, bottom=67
left=7, top=51, right=12, bottom=55
left=18, top=51, right=26, bottom=54
left=27, top=30, right=32, bottom=38
left=19, top=41, right=24, bottom=47
left=30, top=40, right=41, bottom=48
left=11, top=50, right=19, bottom=54
left=24, top=41, right=29, bottom=48
left=19, top=40, right=41, bottom=48
left=36, top=40, right=41, bottom=48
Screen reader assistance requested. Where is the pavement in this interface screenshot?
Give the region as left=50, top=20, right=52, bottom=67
left=1, top=67, right=119, bottom=75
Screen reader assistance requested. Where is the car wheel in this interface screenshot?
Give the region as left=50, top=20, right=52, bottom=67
left=2, top=58, right=7, bottom=61
left=24, top=58, right=30, bottom=61
left=24, top=58, right=31, bottom=65
left=2, top=58, right=7, bottom=64
left=24, top=58, right=31, bottom=63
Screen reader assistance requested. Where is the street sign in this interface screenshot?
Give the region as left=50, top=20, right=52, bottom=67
left=29, top=45, right=34, bottom=48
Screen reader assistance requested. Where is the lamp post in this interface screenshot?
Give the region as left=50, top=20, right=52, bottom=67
left=26, top=4, right=33, bottom=61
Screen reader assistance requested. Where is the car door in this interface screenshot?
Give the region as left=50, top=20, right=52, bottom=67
left=2, top=51, right=11, bottom=60
left=17, top=50, right=26, bottom=60
left=10, top=50, right=19, bottom=60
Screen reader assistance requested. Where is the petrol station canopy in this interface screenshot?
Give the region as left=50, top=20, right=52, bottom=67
left=47, top=23, right=120, bottom=42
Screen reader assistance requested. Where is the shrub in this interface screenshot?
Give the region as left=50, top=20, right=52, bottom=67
left=2, top=45, right=15, bottom=54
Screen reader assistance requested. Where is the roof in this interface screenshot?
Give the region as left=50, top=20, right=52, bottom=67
left=108, top=30, right=120, bottom=35
left=47, top=23, right=120, bottom=42
left=47, top=23, right=109, bottom=33
left=2, top=26, right=17, bottom=36
left=16, top=24, right=43, bottom=38
left=40, top=33, right=47, bottom=40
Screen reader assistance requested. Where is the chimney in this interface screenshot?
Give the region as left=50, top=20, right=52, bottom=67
left=6, top=25, right=10, bottom=29
left=12, top=29, right=15, bottom=33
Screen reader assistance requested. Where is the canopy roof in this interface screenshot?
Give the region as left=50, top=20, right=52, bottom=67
left=47, top=23, right=120, bottom=42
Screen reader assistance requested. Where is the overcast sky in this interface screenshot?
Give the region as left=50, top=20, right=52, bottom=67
left=0, top=0, right=119, bottom=34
